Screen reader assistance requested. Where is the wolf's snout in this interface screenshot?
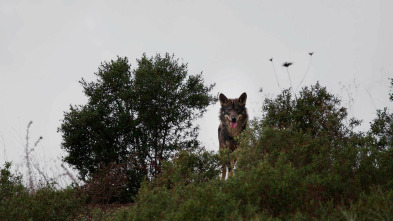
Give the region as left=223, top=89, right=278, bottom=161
left=230, top=117, right=238, bottom=128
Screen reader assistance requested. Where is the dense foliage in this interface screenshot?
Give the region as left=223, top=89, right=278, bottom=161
left=0, top=163, right=84, bottom=221
left=4, top=68, right=392, bottom=219
left=58, top=54, right=216, bottom=202
left=124, top=82, right=393, bottom=220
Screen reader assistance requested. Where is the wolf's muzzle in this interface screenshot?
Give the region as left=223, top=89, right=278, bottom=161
left=230, top=117, right=238, bottom=128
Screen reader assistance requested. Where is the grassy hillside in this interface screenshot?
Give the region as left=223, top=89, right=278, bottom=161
left=1, top=82, right=393, bottom=220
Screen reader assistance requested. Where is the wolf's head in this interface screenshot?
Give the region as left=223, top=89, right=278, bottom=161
left=219, top=92, right=248, bottom=129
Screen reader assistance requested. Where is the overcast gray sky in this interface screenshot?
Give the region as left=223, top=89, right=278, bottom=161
left=1, top=0, right=392, bottom=182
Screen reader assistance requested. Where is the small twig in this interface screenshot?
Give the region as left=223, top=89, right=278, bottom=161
left=364, top=86, right=377, bottom=110
left=25, top=121, right=34, bottom=193
left=283, top=62, right=294, bottom=95
left=1, top=136, right=6, bottom=163
left=296, top=52, right=314, bottom=92
left=33, top=163, right=49, bottom=184
left=34, top=136, right=43, bottom=147
left=61, top=163, right=78, bottom=184
left=269, top=58, right=281, bottom=90
left=286, top=66, right=292, bottom=89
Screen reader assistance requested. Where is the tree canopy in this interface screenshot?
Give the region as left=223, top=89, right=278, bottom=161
left=58, top=53, right=216, bottom=201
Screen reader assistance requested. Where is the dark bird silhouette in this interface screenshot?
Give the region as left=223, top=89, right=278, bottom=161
left=269, top=58, right=273, bottom=62
left=309, top=52, right=314, bottom=56
left=282, top=62, right=293, bottom=67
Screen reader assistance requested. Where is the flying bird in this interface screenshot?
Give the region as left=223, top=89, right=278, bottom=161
left=282, top=62, right=293, bottom=67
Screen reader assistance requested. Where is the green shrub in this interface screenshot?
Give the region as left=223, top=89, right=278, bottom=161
left=126, top=82, right=393, bottom=220
left=82, top=162, right=130, bottom=204
left=0, top=162, right=29, bottom=220
left=343, top=187, right=393, bottom=220
left=28, top=185, right=85, bottom=221
left=129, top=148, right=239, bottom=221
left=0, top=163, right=85, bottom=221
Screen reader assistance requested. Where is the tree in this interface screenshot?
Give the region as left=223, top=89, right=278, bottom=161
left=58, top=53, right=216, bottom=200
left=132, top=54, right=216, bottom=176
left=369, top=78, right=393, bottom=150
left=262, top=82, right=356, bottom=138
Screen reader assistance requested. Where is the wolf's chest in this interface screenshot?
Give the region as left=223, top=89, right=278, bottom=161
left=227, top=126, right=243, bottom=137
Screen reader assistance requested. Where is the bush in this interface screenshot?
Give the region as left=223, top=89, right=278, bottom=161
left=0, top=162, right=28, bottom=220
left=127, top=82, right=393, bottom=220
left=128, top=148, right=241, bottom=221
left=344, top=187, right=393, bottom=220
left=82, top=162, right=130, bottom=204
left=0, top=163, right=85, bottom=221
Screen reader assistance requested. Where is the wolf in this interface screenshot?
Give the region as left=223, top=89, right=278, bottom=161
left=218, top=92, right=248, bottom=179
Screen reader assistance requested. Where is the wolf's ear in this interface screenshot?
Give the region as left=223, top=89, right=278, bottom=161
left=238, top=92, right=247, bottom=105
left=219, top=93, right=228, bottom=106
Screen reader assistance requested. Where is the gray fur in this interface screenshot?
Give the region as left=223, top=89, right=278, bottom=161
left=218, top=92, right=248, bottom=179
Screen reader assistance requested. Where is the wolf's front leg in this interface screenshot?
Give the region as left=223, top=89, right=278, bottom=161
left=221, top=163, right=227, bottom=180
left=228, top=159, right=236, bottom=177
